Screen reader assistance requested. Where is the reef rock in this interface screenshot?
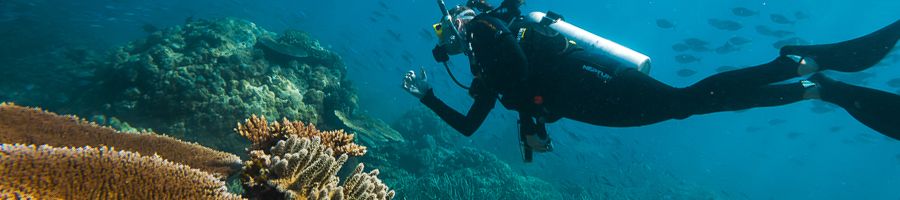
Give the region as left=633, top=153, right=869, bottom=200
left=75, top=18, right=359, bottom=154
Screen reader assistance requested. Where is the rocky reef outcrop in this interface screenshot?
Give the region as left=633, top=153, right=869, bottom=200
left=71, top=18, right=397, bottom=154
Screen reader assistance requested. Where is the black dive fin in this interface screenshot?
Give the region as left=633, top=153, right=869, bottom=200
left=812, top=73, right=900, bottom=140
left=781, top=20, right=900, bottom=72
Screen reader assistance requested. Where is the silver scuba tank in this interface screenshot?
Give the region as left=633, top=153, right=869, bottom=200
left=525, top=11, right=652, bottom=75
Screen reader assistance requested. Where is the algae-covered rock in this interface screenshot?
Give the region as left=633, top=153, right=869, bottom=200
left=75, top=18, right=359, bottom=154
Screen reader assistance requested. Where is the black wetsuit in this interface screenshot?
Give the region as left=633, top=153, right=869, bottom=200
left=421, top=14, right=900, bottom=139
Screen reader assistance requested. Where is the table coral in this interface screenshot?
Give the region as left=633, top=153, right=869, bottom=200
left=0, top=102, right=241, bottom=179
left=0, top=144, right=242, bottom=200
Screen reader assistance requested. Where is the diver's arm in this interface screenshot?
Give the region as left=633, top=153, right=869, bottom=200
left=420, top=87, right=496, bottom=137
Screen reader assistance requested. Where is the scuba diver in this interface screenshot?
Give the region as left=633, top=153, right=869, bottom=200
left=402, top=0, right=900, bottom=162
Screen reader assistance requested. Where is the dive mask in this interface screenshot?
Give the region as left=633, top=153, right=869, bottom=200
left=433, top=6, right=475, bottom=55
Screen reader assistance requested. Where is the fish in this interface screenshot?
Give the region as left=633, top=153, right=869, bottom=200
left=419, top=28, right=435, bottom=42
left=887, top=78, right=900, bottom=88
left=675, top=54, right=701, bottom=64
left=772, top=37, right=810, bottom=49
left=829, top=126, right=843, bottom=132
left=728, top=36, right=752, bottom=45
left=715, top=43, right=740, bottom=54
left=385, top=29, right=404, bottom=42
left=787, top=132, right=803, bottom=139
left=770, top=14, right=795, bottom=25
left=683, top=38, right=710, bottom=47
left=768, top=119, right=787, bottom=125
left=671, top=43, right=690, bottom=52
left=656, top=19, right=675, bottom=29
left=746, top=126, right=762, bottom=132
left=708, top=19, right=743, bottom=31
left=794, top=11, right=810, bottom=20
left=676, top=69, right=697, bottom=77
left=715, top=65, right=739, bottom=72
left=755, top=25, right=795, bottom=38
left=731, top=7, right=758, bottom=17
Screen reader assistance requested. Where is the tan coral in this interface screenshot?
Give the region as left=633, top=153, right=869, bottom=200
left=237, top=115, right=366, bottom=156
left=243, top=135, right=394, bottom=200
left=0, top=144, right=242, bottom=200
left=0, top=103, right=241, bottom=179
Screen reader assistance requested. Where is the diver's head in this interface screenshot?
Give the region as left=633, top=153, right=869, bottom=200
left=434, top=5, right=476, bottom=55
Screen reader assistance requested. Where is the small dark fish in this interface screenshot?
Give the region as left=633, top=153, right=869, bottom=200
left=385, top=29, right=403, bottom=42
left=887, top=78, right=900, bottom=88
left=388, top=13, right=402, bottom=21
left=746, top=126, right=762, bottom=132
left=732, top=7, right=758, bottom=17
left=787, top=132, right=803, bottom=139
left=676, top=68, right=697, bottom=77
left=715, top=43, right=740, bottom=54
left=371, top=11, right=385, bottom=17
left=419, top=27, right=434, bottom=41
left=671, top=43, right=690, bottom=52
left=715, top=65, right=739, bottom=73
left=675, top=54, right=701, bottom=64
left=378, top=1, right=389, bottom=9
left=794, top=11, right=809, bottom=20
left=830, top=126, right=843, bottom=132
left=768, top=119, right=787, bottom=125
left=708, top=18, right=743, bottom=31
left=728, top=36, right=752, bottom=45
left=683, top=38, right=710, bottom=47
left=770, top=14, right=795, bottom=25
left=772, top=37, right=810, bottom=49
left=656, top=19, right=675, bottom=29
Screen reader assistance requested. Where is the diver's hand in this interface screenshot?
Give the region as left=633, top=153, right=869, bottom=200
left=402, top=67, right=431, bottom=99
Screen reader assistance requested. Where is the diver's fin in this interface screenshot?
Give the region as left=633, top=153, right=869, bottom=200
left=781, top=20, right=900, bottom=72
left=810, top=73, right=900, bottom=140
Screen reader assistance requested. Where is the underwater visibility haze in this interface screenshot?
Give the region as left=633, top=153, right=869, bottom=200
left=0, top=0, right=899, bottom=199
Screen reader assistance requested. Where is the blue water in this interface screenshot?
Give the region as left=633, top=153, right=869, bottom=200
left=2, top=0, right=899, bottom=199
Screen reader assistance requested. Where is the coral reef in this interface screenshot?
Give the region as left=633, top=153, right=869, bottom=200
left=0, top=102, right=241, bottom=179
left=0, top=144, right=242, bottom=200
left=73, top=18, right=362, bottom=154
left=242, top=135, right=394, bottom=200
left=334, top=110, right=404, bottom=145
left=236, top=115, right=366, bottom=156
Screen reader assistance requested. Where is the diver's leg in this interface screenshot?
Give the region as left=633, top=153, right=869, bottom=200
left=694, top=55, right=801, bottom=87
left=781, top=20, right=900, bottom=73
left=681, top=82, right=809, bottom=115
left=809, top=73, right=900, bottom=140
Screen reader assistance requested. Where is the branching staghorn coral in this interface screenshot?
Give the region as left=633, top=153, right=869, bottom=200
left=0, top=144, right=242, bottom=200
left=0, top=102, right=241, bottom=179
left=236, top=115, right=366, bottom=156
left=242, top=135, right=394, bottom=200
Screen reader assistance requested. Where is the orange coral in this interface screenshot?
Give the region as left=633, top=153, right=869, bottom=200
left=0, top=144, right=242, bottom=200
left=0, top=103, right=241, bottom=179
left=242, top=136, right=393, bottom=200
left=236, top=115, right=366, bottom=156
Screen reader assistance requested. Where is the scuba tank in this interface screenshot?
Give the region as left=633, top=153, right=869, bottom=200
left=525, top=11, right=653, bottom=75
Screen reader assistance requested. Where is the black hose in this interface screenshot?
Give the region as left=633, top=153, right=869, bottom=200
left=443, top=62, right=471, bottom=90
